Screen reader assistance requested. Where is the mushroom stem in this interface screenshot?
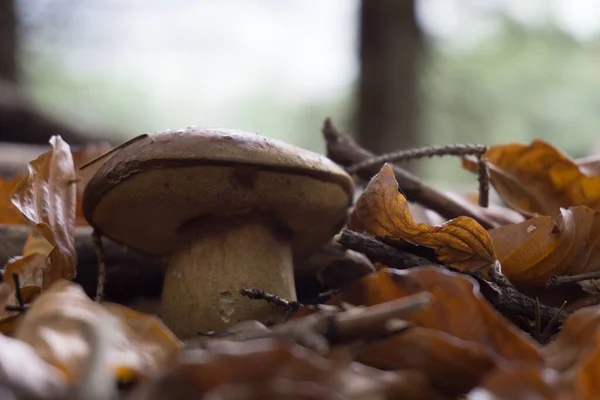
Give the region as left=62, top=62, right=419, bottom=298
left=161, top=214, right=296, bottom=338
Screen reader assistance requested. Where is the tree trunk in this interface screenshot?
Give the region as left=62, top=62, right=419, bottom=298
left=356, top=0, right=424, bottom=169
left=0, top=0, right=18, bottom=83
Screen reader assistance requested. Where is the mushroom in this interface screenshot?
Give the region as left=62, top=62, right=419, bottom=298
left=82, top=127, right=354, bottom=338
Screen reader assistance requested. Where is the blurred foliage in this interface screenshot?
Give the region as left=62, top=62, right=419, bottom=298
left=21, top=19, right=600, bottom=185
left=422, top=21, right=600, bottom=185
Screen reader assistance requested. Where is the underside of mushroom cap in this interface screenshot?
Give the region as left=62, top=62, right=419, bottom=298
left=83, top=127, right=355, bottom=257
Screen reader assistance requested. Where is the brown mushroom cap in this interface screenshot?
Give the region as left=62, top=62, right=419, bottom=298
left=83, top=127, right=355, bottom=257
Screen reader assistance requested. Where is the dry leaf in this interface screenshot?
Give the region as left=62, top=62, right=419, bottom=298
left=332, top=267, right=541, bottom=362
left=489, top=206, right=600, bottom=285
left=0, top=141, right=111, bottom=227
left=14, top=280, right=181, bottom=386
left=349, top=164, right=497, bottom=272
left=473, top=304, right=600, bottom=400
left=463, top=140, right=600, bottom=216
left=128, top=338, right=444, bottom=400
left=358, top=327, right=499, bottom=395
left=313, top=266, right=541, bottom=394
left=11, top=136, right=77, bottom=283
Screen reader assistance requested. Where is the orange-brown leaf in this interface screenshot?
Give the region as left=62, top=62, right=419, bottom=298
left=489, top=206, right=600, bottom=285
left=15, top=280, right=181, bottom=383
left=331, top=267, right=541, bottom=361
left=350, top=164, right=497, bottom=272
left=463, top=140, right=600, bottom=215
left=327, top=266, right=541, bottom=394
left=11, top=136, right=77, bottom=284
left=357, top=327, right=499, bottom=395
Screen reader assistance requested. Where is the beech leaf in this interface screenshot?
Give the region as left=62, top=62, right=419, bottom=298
left=317, top=266, right=541, bottom=394
left=350, top=164, right=497, bottom=272
left=463, top=140, right=600, bottom=216
left=489, top=206, right=600, bottom=285
left=10, top=136, right=77, bottom=284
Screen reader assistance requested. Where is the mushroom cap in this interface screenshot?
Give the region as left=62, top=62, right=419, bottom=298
left=82, top=127, right=354, bottom=257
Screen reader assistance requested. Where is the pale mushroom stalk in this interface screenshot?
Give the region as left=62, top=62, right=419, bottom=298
left=83, top=128, right=354, bottom=338
left=163, top=214, right=296, bottom=335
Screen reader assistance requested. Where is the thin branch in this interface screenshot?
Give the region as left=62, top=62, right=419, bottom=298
left=5, top=273, right=28, bottom=313
left=477, top=156, right=490, bottom=207
left=186, top=293, right=431, bottom=355
left=92, top=229, right=106, bottom=303
left=322, top=118, right=496, bottom=229
left=547, top=271, right=600, bottom=287
left=335, top=229, right=431, bottom=270
left=345, top=144, right=487, bottom=174
left=239, top=287, right=303, bottom=313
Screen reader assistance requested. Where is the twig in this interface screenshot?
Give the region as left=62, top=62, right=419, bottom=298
left=335, top=230, right=432, bottom=270
left=345, top=144, right=487, bottom=174
left=477, top=156, right=490, bottom=207
left=322, top=118, right=496, bottom=229
left=186, top=293, right=431, bottom=355
left=547, top=271, right=600, bottom=287
left=5, top=273, right=28, bottom=313
left=346, top=144, right=491, bottom=209
left=336, top=229, right=568, bottom=330
left=239, top=287, right=303, bottom=313
left=92, top=229, right=106, bottom=303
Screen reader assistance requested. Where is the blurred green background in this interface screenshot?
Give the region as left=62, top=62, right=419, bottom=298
left=8, top=0, right=600, bottom=187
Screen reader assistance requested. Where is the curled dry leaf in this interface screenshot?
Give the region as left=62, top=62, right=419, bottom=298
left=0, top=141, right=111, bottom=227
left=14, top=280, right=181, bottom=387
left=463, top=140, right=600, bottom=216
left=349, top=164, right=497, bottom=272
left=489, top=206, right=600, bottom=286
left=128, top=338, right=444, bottom=400
left=10, top=136, right=77, bottom=284
left=320, top=266, right=541, bottom=394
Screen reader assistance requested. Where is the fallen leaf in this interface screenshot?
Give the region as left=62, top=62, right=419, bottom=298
left=316, top=266, right=541, bottom=394
left=349, top=164, right=497, bottom=272
left=128, top=338, right=444, bottom=400
left=472, top=304, right=600, bottom=400
left=0, top=141, right=111, bottom=227
left=332, top=267, right=541, bottom=362
left=463, top=140, right=600, bottom=215
left=489, top=206, right=600, bottom=285
left=11, top=136, right=77, bottom=284
left=358, top=327, right=499, bottom=395
left=14, top=280, right=181, bottom=386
